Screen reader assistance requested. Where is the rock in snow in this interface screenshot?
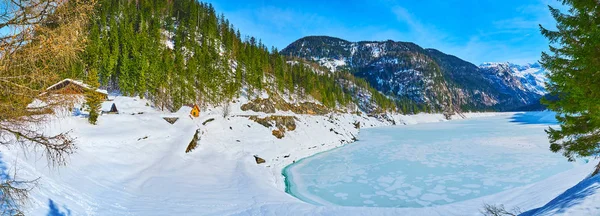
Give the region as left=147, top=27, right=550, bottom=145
left=254, top=155, right=266, bottom=164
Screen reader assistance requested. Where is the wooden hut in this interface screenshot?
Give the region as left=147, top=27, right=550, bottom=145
left=108, top=103, right=118, bottom=114
left=190, top=104, right=200, bottom=118
left=44, top=79, right=108, bottom=100
left=101, top=103, right=119, bottom=114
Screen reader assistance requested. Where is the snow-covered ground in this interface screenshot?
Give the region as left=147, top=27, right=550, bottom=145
left=1, top=97, right=597, bottom=215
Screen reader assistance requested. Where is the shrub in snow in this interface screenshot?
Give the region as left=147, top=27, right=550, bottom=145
left=480, top=203, right=521, bottom=216
left=222, top=102, right=231, bottom=118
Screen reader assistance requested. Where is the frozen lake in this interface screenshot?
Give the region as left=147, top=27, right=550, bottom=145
left=283, top=112, right=576, bottom=208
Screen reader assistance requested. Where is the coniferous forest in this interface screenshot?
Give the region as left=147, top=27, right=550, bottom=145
left=64, top=0, right=403, bottom=113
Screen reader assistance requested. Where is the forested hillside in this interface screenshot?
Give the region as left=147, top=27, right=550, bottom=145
left=63, top=0, right=398, bottom=113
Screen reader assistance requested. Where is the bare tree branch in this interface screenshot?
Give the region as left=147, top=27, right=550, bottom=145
left=0, top=0, right=96, bottom=214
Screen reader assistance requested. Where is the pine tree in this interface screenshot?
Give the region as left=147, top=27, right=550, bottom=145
left=540, top=1, right=600, bottom=163
left=86, top=68, right=102, bottom=125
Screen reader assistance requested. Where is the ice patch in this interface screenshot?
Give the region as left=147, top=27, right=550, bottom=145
left=284, top=114, right=576, bottom=208
left=334, top=193, right=349, bottom=200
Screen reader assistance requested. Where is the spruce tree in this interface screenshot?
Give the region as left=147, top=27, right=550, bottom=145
left=86, top=68, right=102, bottom=125
left=540, top=1, right=600, bottom=162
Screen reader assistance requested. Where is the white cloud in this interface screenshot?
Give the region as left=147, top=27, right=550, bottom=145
left=386, top=2, right=554, bottom=64
left=494, top=0, right=563, bottom=31
left=391, top=6, right=450, bottom=45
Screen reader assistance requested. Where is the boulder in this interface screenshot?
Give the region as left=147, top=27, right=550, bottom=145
left=292, top=102, right=329, bottom=115
left=254, top=155, right=266, bottom=164
left=163, top=117, right=179, bottom=125
left=249, top=116, right=273, bottom=128
left=241, top=94, right=330, bottom=115
left=241, top=97, right=277, bottom=113
left=272, top=129, right=285, bottom=139
left=249, top=115, right=297, bottom=131
left=185, top=130, right=200, bottom=153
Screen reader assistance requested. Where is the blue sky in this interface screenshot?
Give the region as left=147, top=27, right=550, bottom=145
left=210, top=0, right=564, bottom=65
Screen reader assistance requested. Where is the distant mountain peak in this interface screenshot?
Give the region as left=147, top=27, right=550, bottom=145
left=479, top=62, right=549, bottom=95
left=290, top=36, right=351, bottom=47
left=281, top=36, right=548, bottom=111
left=480, top=62, right=542, bottom=69
left=296, top=35, right=349, bottom=41
left=479, top=62, right=512, bottom=68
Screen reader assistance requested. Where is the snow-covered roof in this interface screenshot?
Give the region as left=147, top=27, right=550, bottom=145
left=100, top=102, right=114, bottom=112
left=26, top=99, right=48, bottom=109
left=96, top=89, right=109, bottom=95
left=45, top=78, right=108, bottom=95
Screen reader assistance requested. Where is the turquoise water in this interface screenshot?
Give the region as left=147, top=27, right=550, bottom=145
left=283, top=113, right=576, bottom=208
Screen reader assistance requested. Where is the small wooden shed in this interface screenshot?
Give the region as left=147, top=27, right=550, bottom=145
left=190, top=104, right=200, bottom=118
left=108, top=103, right=118, bottom=114
left=102, top=103, right=119, bottom=114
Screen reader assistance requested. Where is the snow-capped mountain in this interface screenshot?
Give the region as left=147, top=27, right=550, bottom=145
left=281, top=36, right=547, bottom=111
left=479, top=62, right=548, bottom=95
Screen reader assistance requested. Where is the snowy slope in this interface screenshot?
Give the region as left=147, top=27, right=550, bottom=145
left=312, top=57, right=347, bottom=72
left=1, top=97, right=597, bottom=216
left=522, top=174, right=600, bottom=215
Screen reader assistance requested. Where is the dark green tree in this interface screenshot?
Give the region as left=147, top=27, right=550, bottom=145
left=540, top=0, right=600, bottom=164
left=86, top=68, right=102, bottom=125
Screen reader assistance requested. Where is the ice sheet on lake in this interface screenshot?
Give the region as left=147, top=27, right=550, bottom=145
left=284, top=114, right=575, bottom=208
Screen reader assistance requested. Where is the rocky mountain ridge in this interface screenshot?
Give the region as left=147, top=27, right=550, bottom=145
left=281, top=36, right=548, bottom=111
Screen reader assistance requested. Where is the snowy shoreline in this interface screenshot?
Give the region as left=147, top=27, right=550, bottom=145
left=3, top=96, right=598, bottom=215
left=243, top=110, right=599, bottom=216
left=263, top=111, right=507, bottom=208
